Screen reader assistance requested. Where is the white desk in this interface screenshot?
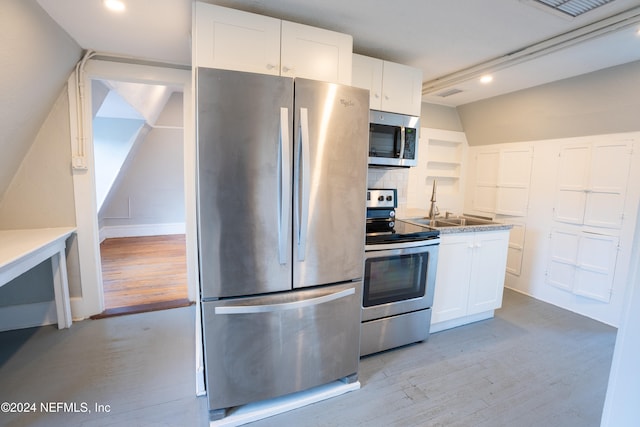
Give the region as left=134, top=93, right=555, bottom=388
left=0, top=227, right=76, bottom=329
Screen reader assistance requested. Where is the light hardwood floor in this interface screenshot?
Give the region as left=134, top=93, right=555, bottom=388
left=99, top=235, right=189, bottom=314
left=0, top=289, right=616, bottom=427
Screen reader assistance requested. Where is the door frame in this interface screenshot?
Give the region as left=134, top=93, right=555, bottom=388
left=67, top=59, right=197, bottom=318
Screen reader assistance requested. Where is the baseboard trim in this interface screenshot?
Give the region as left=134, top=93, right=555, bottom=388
left=0, top=301, right=57, bottom=332
left=91, top=299, right=193, bottom=319
left=430, top=310, right=495, bottom=333
left=210, top=380, right=360, bottom=426
left=99, top=222, right=186, bottom=242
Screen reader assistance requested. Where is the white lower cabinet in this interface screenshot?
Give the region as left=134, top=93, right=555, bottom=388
left=431, top=230, right=510, bottom=332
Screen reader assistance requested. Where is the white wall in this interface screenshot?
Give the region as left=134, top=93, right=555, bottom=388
left=407, top=128, right=467, bottom=217
left=368, top=107, right=467, bottom=218
left=601, top=199, right=640, bottom=426
left=421, top=102, right=464, bottom=132
left=99, top=127, right=185, bottom=235
left=0, top=87, right=81, bottom=305
left=93, top=117, right=145, bottom=211
left=98, top=93, right=185, bottom=238
left=457, top=60, right=640, bottom=146
left=0, top=0, right=81, bottom=200
left=464, top=133, right=640, bottom=327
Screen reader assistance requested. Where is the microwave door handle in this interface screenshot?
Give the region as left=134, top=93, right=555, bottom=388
left=398, top=126, right=406, bottom=160
left=278, top=107, right=291, bottom=265
left=296, top=107, right=310, bottom=261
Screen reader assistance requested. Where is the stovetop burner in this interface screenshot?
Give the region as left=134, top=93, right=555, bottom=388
left=366, top=219, right=439, bottom=245
left=365, top=188, right=439, bottom=245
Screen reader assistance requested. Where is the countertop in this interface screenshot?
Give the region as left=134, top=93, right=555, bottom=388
left=400, top=209, right=513, bottom=235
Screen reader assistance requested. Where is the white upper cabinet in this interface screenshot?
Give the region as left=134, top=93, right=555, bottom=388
left=351, top=54, right=383, bottom=105
left=194, top=3, right=281, bottom=75
left=554, top=141, right=632, bottom=229
left=194, top=2, right=353, bottom=85
left=352, top=54, right=423, bottom=116
left=280, top=21, right=352, bottom=84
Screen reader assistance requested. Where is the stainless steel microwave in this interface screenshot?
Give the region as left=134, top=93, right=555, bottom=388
left=368, top=110, right=420, bottom=167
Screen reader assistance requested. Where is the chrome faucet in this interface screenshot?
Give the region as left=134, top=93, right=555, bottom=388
left=428, top=180, right=439, bottom=221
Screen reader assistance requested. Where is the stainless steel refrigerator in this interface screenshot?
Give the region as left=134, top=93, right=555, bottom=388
left=196, top=67, right=369, bottom=420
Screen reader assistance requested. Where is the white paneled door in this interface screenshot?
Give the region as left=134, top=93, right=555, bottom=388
left=472, top=150, right=499, bottom=213
left=554, top=141, right=632, bottom=229
left=471, top=147, right=533, bottom=217
left=547, top=228, right=619, bottom=303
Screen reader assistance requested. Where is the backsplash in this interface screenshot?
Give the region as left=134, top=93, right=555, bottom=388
left=367, top=167, right=409, bottom=218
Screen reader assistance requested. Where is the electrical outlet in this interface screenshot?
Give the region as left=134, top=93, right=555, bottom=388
left=72, top=156, right=88, bottom=170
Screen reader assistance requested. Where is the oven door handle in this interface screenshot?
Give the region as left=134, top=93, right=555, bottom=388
left=366, top=240, right=440, bottom=252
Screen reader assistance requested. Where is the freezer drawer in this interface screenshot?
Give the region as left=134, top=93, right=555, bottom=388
left=202, top=281, right=362, bottom=414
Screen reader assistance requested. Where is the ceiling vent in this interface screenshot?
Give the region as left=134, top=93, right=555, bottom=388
left=436, top=88, right=463, bottom=98
left=529, top=0, right=617, bottom=18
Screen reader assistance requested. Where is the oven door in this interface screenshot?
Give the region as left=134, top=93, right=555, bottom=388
left=362, top=242, right=439, bottom=322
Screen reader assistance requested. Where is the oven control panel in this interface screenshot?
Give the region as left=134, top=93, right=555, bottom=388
left=366, top=189, right=396, bottom=209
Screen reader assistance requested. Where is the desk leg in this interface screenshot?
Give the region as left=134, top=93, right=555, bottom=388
left=51, top=250, right=72, bottom=329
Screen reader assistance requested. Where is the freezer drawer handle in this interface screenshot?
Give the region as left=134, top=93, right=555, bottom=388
left=214, top=288, right=354, bottom=315
left=296, top=107, right=311, bottom=261
left=278, top=107, right=291, bottom=265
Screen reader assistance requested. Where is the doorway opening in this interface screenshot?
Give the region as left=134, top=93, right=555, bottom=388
left=91, top=79, right=189, bottom=317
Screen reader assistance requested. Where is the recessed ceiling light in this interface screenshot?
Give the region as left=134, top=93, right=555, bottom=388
left=104, top=0, right=126, bottom=12
left=480, top=75, right=493, bottom=84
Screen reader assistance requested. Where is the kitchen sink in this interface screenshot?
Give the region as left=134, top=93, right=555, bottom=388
left=407, top=218, right=456, bottom=227
left=405, top=215, right=497, bottom=228
left=439, top=217, right=494, bottom=226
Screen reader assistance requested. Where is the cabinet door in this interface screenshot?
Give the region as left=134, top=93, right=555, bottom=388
left=194, top=3, right=281, bottom=74
left=554, top=145, right=590, bottom=224
left=583, top=141, right=632, bottom=228
left=467, top=231, right=509, bottom=315
left=574, top=233, right=618, bottom=303
left=380, top=61, right=423, bottom=116
left=547, top=229, right=580, bottom=292
left=547, top=229, right=618, bottom=303
left=496, top=147, right=533, bottom=216
left=352, top=54, right=383, bottom=110
left=432, top=234, right=473, bottom=324
left=280, top=21, right=352, bottom=84
left=472, top=150, right=499, bottom=213
left=505, top=222, right=526, bottom=276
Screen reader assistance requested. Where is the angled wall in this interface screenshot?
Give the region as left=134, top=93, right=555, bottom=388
left=457, top=60, right=640, bottom=146
left=99, top=92, right=185, bottom=237
left=0, top=0, right=81, bottom=201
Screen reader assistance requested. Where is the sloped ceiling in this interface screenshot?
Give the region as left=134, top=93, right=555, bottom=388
left=0, top=0, right=82, bottom=201
left=35, top=0, right=640, bottom=107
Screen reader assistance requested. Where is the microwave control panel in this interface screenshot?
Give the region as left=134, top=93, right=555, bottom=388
left=403, top=128, right=417, bottom=159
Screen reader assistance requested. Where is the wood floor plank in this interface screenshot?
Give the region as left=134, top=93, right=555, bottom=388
left=99, top=234, right=188, bottom=311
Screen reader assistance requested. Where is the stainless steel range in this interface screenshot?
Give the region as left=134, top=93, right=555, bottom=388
left=360, top=189, right=440, bottom=357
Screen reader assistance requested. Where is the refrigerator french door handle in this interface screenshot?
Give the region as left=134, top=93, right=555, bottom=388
left=399, top=125, right=406, bottom=159
left=213, top=288, right=355, bottom=314
left=278, top=107, right=291, bottom=265
left=297, top=107, right=311, bottom=261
